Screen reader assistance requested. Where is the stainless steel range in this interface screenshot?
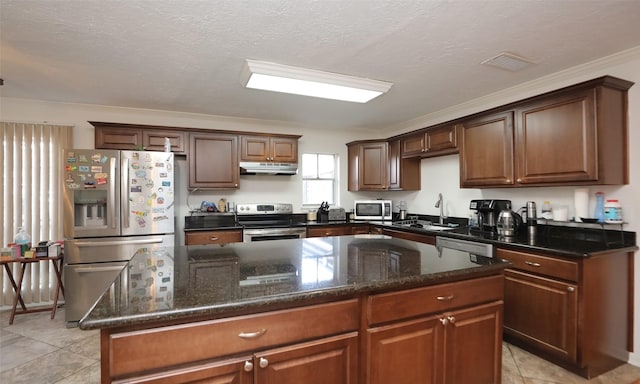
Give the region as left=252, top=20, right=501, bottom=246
left=236, top=203, right=306, bottom=242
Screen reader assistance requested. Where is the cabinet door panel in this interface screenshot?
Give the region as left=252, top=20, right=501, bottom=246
left=189, top=133, right=239, bottom=189
left=360, top=142, right=388, bottom=190
left=256, top=333, right=358, bottom=384
left=271, top=137, right=297, bottom=162
left=504, top=269, right=578, bottom=362
left=460, top=112, right=514, bottom=187
left=401, top=132, right=426, bottom=157
left=144, top=130, right=186, bottom=154
left=516, top=90, right=597, bottom=184
left=116, top=356, right=252, bottom=384
left=444, top=301, right=503, bottom=384
left=366, top=316, right=442, bottom=384
left=95, top=127, right=142, bottom=149
left=426, top=125, right=457, bottom=154
left=240, top=136, right=269, bottom=161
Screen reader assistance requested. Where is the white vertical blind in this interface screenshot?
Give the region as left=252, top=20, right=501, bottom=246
left=1, top=122, right=73, bottom=306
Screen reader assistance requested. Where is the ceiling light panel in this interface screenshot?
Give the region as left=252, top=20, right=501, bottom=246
left=241, top=60, right=393, bottom=103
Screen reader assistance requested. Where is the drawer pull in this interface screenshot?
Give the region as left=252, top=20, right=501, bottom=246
left=244, top=361, right=254, bottom=372
left=209, top=237, right=219, bottom=241
left=238, top=328, right=267, bottom=339
left=259, top=357, right=269, bottom=368
left=436, top=295, right=454, bottom=301
left=447, top=315, right=456, bottom=324
left=439, top=317, right=448, bottom=325
left=567, top=286, right=575, bottom=292
left=525, top=261, right=541, bottom=267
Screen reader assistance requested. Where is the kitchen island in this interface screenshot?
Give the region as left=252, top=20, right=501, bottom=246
left=80, top=235, right=508, bottom=384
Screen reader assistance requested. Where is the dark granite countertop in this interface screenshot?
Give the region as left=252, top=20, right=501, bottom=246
left=373, top=220, right=637, bottom=258
left=79, top=235, right=507, bottom=330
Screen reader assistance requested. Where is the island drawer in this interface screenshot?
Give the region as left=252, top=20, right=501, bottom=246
left=106, top=299, right=359, bottom=378
left=366, top=274, right=503, bottom=325
left=184, top=229, right=243, bottom=245
left=497, top=248, right=578, bottom=282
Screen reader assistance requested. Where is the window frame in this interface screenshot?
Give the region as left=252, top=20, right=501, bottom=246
left=301, top=152, right=339, bottom=208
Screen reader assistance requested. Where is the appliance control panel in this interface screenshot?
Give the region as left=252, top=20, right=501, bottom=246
left=236, top=203, right=293, bottom=215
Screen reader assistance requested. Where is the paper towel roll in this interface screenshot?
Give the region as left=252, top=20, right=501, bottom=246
left=574, top=188, right=590, bottom=222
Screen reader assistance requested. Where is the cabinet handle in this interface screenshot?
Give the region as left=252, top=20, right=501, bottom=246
left=244, top=361, right=254, bottom=372
left=439, top=317, right=448, bottom=326
left=567, top=286, right=575, bottom=292
left=436, top=294, right=454, bottom=301
left=209, top=237, right=219, bottom=241
left=238, top=328, right=267, bottom=339
left=447, top=315, right=456, bottom=324
left=525, top=261, right=541, bottom=267
left=259, top=357, right=269, bottom=368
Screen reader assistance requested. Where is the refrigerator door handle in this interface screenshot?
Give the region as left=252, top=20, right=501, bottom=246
left=122, top=157, right=130, bottom=229
left=109, top=156, right=118, bottom=229
left=73, top=237, right=165, bottom=247
left=76, top=266, right=125, bottom=273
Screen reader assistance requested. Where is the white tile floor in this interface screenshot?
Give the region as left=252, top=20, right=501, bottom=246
left=1, top=306, right=639, bottom=383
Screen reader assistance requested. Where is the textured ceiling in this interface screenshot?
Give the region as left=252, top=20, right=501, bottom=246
left=2, top=0, right=640, bottom=132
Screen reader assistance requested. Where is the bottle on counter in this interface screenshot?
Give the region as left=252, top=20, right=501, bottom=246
left=541, top=201, right=553, bottom=220
left=594, top=192, right=605, bottom=223
left=14, top=227, right=31, bottom=257
left=604, top=199, right=623, bottom=223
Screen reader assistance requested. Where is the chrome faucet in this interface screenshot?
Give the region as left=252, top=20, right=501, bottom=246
left=435, top=193, right=445, bottom=225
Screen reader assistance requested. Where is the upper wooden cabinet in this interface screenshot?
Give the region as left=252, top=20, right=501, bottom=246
left=460, top=111, right=515, bottom=187
left=93, top=122, right=186, bottom=154
left=94, top=125, right=142, bottom=150
left=460, top=76, right=633, bottom=188
left=240, top=134, right=300, bottom=163
left=347, top=140, right=420, bottom=192
left=142, top=130, right=186, bottom=154
left=188, top=132, right=239, bottom=189
left=401, top=124, right=459, bottom=158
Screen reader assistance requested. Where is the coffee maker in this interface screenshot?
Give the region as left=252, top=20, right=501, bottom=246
left=469, top=199, right=512, bottom=233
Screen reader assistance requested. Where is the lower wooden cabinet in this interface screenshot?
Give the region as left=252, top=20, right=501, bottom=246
left=498, top=247, right=632, bottom=378
left=504, top=269, right=578, bottom=361
left=365, top=275, right=504, bottom=384
left=253, top=332, right=358, bottom=384
left=184, top=229, right=243, bottom=245
left=367, top=301, right=502, bottom=384
left=122, top=333, right=358, bottom=384
left=307, top=224, right=369, bottom=238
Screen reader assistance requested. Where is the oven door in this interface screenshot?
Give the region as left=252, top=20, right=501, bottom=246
left=243, top=227, right=307, bottom=242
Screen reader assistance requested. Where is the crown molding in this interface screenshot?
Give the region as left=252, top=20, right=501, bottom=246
left=389, top=45, right=640, bottom=135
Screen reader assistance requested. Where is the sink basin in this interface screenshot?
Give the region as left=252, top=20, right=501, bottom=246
left=421, top=225, right=456, bottom=231
left=393, top=221, right=457, bottom=231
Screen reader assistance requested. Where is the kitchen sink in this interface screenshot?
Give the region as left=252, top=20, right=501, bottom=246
left=393, top=219, right=458, bottom=231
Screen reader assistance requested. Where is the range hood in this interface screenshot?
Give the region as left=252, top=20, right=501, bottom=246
left=239, top=161, right=298, bottom=175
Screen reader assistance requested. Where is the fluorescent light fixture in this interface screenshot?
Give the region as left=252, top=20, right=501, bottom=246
left=241, top=59, right=393, bottom=103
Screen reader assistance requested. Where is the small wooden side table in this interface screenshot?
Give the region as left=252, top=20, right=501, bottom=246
left=1, top=255, right=65, bottom=325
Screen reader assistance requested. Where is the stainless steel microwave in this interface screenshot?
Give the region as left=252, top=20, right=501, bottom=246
left=354, top=200, right=392, bottom=220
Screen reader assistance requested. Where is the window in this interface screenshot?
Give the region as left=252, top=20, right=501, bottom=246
left=1, top=122, right=73, bottom=307
left=302, top=153, right=338, bottom=206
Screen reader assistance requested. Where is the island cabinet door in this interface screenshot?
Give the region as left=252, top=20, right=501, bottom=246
left=253, top=332, right=359, bottom=384
left=113, top=355, right=253, bottom=384
left=366, top=315, right=444, bottom=384
left=443, top=301, right=503, bottom=384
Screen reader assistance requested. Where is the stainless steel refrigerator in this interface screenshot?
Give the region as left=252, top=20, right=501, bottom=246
left=62, top=149, right=175, bottom=327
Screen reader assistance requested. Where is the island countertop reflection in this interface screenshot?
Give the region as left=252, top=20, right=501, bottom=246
left=79, top=235, right=508, bottom=330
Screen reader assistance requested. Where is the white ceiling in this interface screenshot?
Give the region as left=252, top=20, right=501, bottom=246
left=2, top=0, right=640, bottom=132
